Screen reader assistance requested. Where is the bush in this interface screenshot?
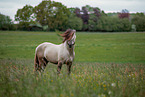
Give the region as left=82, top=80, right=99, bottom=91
left=0, top=13, right=14, bottom=30
left=132, top=15, right=145, bottom=31
left=67, top=15, right=83, bottom=30
left=97, top=16, right=131, bottom=32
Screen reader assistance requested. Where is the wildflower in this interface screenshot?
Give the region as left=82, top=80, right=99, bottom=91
left=98, top=94, right=106, bottom=97
left=51, top=80, right=53, bottom=82
left=60, top=94, right=63, bottom=97
left=111, top=83, right=116, bottom=87
left=14, top=79, right=19, bottom=82
left=12, top=90, right=17, bottom=94
left=103, top=84, right=106, bottom=87
left=70, top=93, right=74, bottom=96
left=104, top=88, right=107, bottom=91
left=108, top=91, right=112, bottom=95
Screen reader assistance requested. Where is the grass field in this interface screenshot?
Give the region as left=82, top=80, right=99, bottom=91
left=0, top=31, right=145, bottom=97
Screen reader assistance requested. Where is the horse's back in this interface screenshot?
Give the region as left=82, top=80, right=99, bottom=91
left=35, top=42, right=53, bottom=57
left=35, top=42, right=60, bottom=62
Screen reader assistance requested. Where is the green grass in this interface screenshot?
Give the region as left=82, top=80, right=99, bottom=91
left=0, top=31, right=145, bottom=63
left=0, top=31, right=145, bottom=97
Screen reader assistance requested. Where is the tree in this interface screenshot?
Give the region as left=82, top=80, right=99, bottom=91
left=118, top=9, right=130, bottom=19
left=67, top=14, right=83, bottom=30
left=0, top=13, right=14, bottom=30
left=88, top=14, right=98, bottom=31
left=68, top=8, right=76, bottom=14
left=74, top=8, right=81, bottom=18
left=81, top=6, right=89, bottom=24
left=97, top=16, right=131, bottom=32
left=132, top=14, right=145, bottom=31
left=34, top=0, right=70, bottom=31
left=15, top=5, right=34, bottom=23
left=88, top=6, right=106, bottom=31
left=15, top=5, right=34, bottom=30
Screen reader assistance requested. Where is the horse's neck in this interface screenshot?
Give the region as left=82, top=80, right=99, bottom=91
left=63, top=41, right=74, bottom=54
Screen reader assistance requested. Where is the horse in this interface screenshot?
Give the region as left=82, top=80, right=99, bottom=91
left=34, top=29, right=76, bottom=75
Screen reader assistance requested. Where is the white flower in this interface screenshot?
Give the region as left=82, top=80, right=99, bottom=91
left=98, top=94, right=106, bottom=97
left=111, top=83, right=116, bottom=87
left=108, top=91, right=112, bottom=95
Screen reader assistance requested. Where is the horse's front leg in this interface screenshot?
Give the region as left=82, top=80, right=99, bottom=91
left=67, top=62, right=72, bottom=75
left=57, top=62, right=62, bottom=74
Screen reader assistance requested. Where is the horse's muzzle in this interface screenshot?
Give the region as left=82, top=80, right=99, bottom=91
left=67, top=42, right=75, bottom=48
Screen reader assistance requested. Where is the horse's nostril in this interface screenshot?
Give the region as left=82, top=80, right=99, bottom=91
left=69, top=44, right=72, bottom=48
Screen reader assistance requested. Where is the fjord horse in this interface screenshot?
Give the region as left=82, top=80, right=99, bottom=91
left=34, top=29, right=76, bottom=74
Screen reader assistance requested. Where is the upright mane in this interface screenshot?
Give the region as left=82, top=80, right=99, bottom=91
left=60, top=29, right=75, bottom=43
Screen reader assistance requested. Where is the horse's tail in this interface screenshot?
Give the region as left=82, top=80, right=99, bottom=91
left=34, top=54, right=39, bottom=71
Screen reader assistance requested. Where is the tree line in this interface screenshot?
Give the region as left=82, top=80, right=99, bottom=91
left=0, top=0, right=145, bottom=32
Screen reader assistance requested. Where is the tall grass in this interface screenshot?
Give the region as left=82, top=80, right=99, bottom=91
left=0, top=60, right=145, bottom=97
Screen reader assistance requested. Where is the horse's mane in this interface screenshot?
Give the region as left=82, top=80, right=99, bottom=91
left=60, top=29, right=75, bottom=43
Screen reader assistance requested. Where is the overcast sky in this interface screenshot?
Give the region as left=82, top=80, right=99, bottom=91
left=0, top=0, right=145, bottom=21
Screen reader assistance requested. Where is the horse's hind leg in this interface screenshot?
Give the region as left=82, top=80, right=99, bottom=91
left=37, top=57, right=49, bottom=72
left=36, top=58, right=43, bottom=72
left=34, top=54, right=39, bottom=71
left=42, top=57, right=49, bottom=69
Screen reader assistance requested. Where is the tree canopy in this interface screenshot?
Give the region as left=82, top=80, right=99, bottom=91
left=34, top=0, right=70, bottom=30
left=0, top=13, right=14, bottom=30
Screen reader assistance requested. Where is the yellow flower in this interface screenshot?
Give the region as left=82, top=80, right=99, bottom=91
left=70, top=93, right=74, bottom=96
left=104, top=88, right=107, bottom=91
left=103, top=84, right=106, bottom=87
left=60, top=94, right=63, bottom=97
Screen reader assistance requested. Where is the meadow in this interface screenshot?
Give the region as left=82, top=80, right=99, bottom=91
left=0, top=31, right=145, bottom=97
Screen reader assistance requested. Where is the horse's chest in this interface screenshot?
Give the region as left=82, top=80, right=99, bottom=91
left=60, top=52, right=73, bottom=63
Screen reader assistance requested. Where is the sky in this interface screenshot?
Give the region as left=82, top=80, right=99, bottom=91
left=0, top=0, right=145, bottom=21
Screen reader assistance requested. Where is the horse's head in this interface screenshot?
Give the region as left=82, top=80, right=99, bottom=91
left=60, top=29, right=76, bottom=48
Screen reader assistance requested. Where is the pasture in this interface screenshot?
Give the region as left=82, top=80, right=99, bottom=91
left=0, top=31, right=145, bottom=97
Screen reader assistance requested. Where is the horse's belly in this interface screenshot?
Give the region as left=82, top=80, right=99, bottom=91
left=44, top=47, right=59, bottom=63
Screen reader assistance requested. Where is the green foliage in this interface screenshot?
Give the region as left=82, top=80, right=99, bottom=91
left=82, top=24, right=89, bottom=31
left=132, top=14, right=145, bottom=31
left=15, top=5, right=34, bottom=30
left=29, top=22, right=48, bottom=31
left=88, top=14, right=99, bottom=31
left=15, top=5, right=34, bottom=23
left=34, top=0, right=70, bottom=31
left=97, top=16, right=131, bottom=32
left=0, top=13, right=14, bottom=30
left=67, top=14, right=83, bottom=30
left=12, top=2, right=145, bottom=32
left=17, top=22, right=31, bottom=31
